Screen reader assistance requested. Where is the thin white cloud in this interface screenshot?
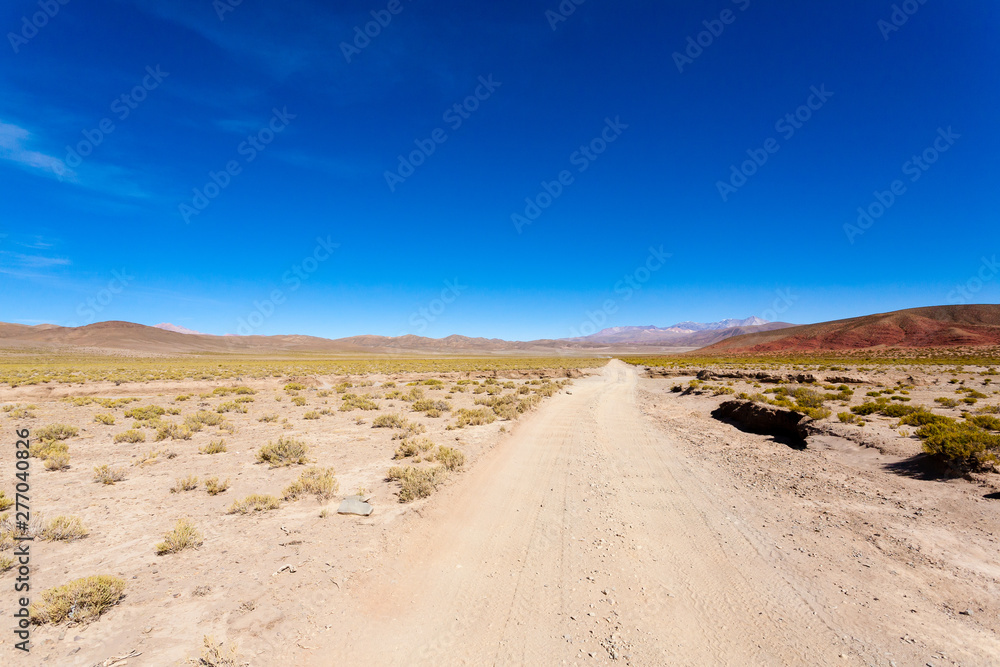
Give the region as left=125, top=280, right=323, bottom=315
left=0, top=120, right=156, bottom=202
left=0, top=121, right=75, bottom=181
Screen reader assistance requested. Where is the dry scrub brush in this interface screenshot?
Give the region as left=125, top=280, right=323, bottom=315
left=387, top=466, right=447, bottom=503
left=93, top=464, right=127, bottom=485
left=155, top=518, right=203, bottom=555
left=256, top=437, right=310, bottom=467
left=282, top=467, right=338, bottom=502
left=228, top=494, right=281, bottom=514
left=41, top=516, right=89, bottom=541
left=30, top=575, right=126, bottom=625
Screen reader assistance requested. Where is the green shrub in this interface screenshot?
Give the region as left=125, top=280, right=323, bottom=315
left=899, top=410, right=952, bottom=427
left=94, top=413, right=115, bottom=425
left=284, top=382, right=306, bottom=392
left=837, top=412, right=862, bottom=425
left=915, top=420, right=1000, bottom=469
left=967, top=415, right=1000, bottom=431
left=880, top=404, right=919, bottom=418
left=850, top=402, right=882, bottom=416
left=934, top=397, right=959, bottom=408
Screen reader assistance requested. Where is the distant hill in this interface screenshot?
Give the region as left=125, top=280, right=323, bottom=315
left=568, top=317, right=795, bottom=345
left=697, top=305, right=1000, bottom=354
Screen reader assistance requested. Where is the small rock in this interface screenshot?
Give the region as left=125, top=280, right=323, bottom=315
left=959, top=609, right=973, bottom=616
left=144, top=626, right=153, bottom=633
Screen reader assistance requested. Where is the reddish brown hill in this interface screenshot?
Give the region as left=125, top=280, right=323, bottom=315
left=697, top=305, right=1000, bottom=354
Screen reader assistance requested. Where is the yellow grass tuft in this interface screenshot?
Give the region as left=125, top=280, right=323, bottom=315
left=227, top=494, right=281, bottom=514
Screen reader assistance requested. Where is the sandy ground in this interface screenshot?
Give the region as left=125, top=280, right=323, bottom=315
left=4, top=360, right=1000, bottom=665
left=287, top=360, right=998, bottom=666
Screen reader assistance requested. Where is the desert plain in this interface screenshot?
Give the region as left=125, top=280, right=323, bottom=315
left=0, top=350, right=998, bottom=666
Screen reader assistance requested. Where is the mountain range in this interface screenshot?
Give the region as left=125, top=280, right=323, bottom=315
left=2, top=306, right=997, bottom=357
left=569, top=317, right=793, bottom=345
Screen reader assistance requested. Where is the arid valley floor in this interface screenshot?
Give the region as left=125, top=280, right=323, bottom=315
left=2, top=357, right=999, bottom=666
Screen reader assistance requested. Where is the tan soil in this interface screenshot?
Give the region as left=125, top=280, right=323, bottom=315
left=5, top=360, right=999, bottom=665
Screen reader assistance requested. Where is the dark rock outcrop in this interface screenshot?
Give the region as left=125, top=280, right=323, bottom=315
left=711, top=399, right=812, bottom=448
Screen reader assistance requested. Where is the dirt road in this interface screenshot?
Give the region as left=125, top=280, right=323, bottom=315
left=307, top=360, right=999, bottom=665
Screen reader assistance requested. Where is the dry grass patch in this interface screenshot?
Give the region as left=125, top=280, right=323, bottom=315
left=282, top=467, right=338, bottom=502
left=155, top=518, right=202, bottom=555
left=340, top=393, right=379, bottom=411
left=454, top=408, right=496, bottom=427
left=256, top=437, right=310, bottom=467
left=228, top=494, right=281, bottom=514
left=135, top=449, right=177, bottom=467
left=200, top=439, right=227, bottom=455
left=204, top=477, right=230, bottom=495
left=303, top=410, right=320, bottom=420
left=394, top=437, right=436, bottom=460
left=35, top=423, right=78, bottom=441
left=171, top=476, right=200, bottom=493
left=114, top=429, right=145, bottom=444
left=0, top=490, right=12, bottom=512
left=435, top=446, right=466, bottom=471
left=44, top=449, right=71, bottom=471
left=94, top=413, right=115, bottom=425
left=4, top=404, right=37, bottom=419
left=30, top=440, right=70, bottom=470
left=387, top=466, right=447, bottom=503
left=124, top=405, right=166, bottom=421
left=41, top=515, right=89, bottom=541
left=258, top=413, right=279, bottom=423
left=195, top=634, right=243, bottom=666
left=30, top=575, right=126, bottom=625
left=372, top=413, right=405, bottom=428
left=156, top=422, right=193, bottom=441
left=93, top=464, right=127, bottom=485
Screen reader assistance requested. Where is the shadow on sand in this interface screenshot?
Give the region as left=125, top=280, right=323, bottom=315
left=883, top=453, right=962, bottom=481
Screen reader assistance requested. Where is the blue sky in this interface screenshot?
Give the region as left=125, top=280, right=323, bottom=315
left=1, top=0, right=998, bottom=341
